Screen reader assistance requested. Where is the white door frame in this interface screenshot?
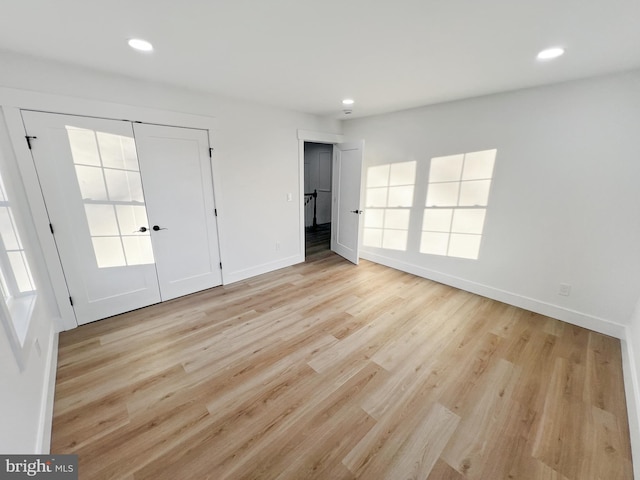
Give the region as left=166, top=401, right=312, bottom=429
left=297, top=130, right=344, bottom=261
left=1, top=87, right=222, bottom=331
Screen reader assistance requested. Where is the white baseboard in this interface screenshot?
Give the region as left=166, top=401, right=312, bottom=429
left=362, top=250, right=636, bottom=477
left=36, top=330, right=58, bottom=454
left=223, top=254, right=304, bottom=285
left=360, top=251, right=626, bottom=339
left=621, top=329, right=640, bottom=479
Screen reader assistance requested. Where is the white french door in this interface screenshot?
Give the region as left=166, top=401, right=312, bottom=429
left=332, top=140, right=364, bottom=264
left=22, top=111, right=161, bottom=323
left=133, top=123, right=222, bottom=300
left=21, top=111, right=222, bottom=325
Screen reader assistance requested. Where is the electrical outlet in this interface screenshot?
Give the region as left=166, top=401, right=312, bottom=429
left=558, top=283, right=571, bottom=296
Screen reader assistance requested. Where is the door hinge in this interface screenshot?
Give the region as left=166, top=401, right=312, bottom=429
left=219, top=262, right=222, bottom=269
left=49, top=223, right=54, bottom=234
left=25, top=136, right=37, bottom=150
left=69, top=296, right=74, bottom=306
left=209, top=147, right=213, bottom=158
left=214, top=208, right=218, bottom=217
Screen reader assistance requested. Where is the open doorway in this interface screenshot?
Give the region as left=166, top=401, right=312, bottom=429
left=303, top=142, right=333, bottom=257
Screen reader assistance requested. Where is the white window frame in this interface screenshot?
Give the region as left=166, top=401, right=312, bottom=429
left=0, top=109, right=40, bottom=369
left=0, top=196, right=37, bottom=346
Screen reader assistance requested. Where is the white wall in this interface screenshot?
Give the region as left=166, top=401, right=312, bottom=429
left=343, top=71, right=640, bottom=334
left=0, top=49, right=340, bottom=452
left=346, top=73, right=640, bottom=473
left=0, top=50, right=341, bottom=283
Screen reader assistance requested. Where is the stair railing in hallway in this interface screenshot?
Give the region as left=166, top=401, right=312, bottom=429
left=304, top=189, right=318, bottom=230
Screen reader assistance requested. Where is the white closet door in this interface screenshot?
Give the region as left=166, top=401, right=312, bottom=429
left=133, top=123, right=222, bottom=300
left=22, top=111, right=161, bottom=324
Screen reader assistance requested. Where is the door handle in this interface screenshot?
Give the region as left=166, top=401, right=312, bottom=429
left=350, top=210, right=363, bottom=214
left=152, top=225, right=168, bottom=231
left=134, top=226, right=148, bottom=233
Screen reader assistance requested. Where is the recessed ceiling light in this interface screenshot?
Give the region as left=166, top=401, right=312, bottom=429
left=537, top=47, right=564, bottom=60
left=128, top=38, right=153, bottom=52
left=342, top=99, right=355, bottom=106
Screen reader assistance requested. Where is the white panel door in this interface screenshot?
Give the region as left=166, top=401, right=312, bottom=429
left=22, top=111, right=161, bottom=324
left=133, top=123, right=222, bottom=300
left=332, top=140, right=364, bottom=264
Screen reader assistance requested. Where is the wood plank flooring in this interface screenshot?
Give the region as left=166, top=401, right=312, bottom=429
left=51, top=250, right=633, bottom=479
left=305, top=223, right=331, bottom=257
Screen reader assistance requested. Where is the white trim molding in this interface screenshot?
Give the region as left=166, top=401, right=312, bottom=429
left=360, top=250, right=627, bottom=339
left=36, top=331, right=58, bottom=454
left=622, top=327, right=640, bottom=479
left=361, top=248, right=638, bottom=476
left=297, top=129, right=343, bottom=144
left=224, top=254, right=303, bottom=285
left=297, top=129, right=344, bottom=263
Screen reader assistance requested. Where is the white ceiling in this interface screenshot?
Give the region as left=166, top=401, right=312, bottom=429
left=1, top=0, right=640, bottom=118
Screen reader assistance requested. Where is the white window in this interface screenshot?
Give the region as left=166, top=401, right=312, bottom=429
left=421, top=149, right=496, bottom=260
left=0, top=166, right=36, bottom=346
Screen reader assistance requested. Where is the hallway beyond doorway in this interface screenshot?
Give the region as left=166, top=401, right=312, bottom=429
left=305, top=223, right=331, bottom=258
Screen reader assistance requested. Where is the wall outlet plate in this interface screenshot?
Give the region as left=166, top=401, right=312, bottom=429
left=559, top=283, right=571, bottom=296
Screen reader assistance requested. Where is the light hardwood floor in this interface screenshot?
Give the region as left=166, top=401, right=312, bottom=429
left=52, top=250, right=633, bottom=479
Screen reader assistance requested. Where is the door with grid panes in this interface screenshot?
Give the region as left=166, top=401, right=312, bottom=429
left=22, top=111, right=221, bottom=325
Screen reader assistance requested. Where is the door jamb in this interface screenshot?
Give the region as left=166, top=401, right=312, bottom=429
left=297, top=130, right=344, bottom=260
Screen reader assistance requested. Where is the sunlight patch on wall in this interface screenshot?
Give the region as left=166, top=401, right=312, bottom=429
left=420, top=149, right=496, bottom=260
left=66, top=126, right=154, bottom=268
left=363, top=161, right=416, bottom=251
